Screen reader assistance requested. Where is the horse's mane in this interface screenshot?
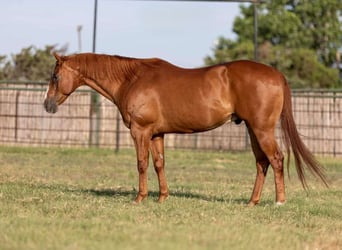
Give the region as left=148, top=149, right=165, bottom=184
left=64, top=53, right=141, bottom=82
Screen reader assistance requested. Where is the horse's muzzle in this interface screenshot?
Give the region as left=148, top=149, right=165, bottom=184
left=44, top=97, right=58, bottom=113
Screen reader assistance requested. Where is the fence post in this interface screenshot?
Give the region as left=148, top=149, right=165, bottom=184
left=244, top=123, right=249, bottom=150
left=15, top=91, right=20, bottom=141
left=193, top=134, right=198, bottom=149
left=89, top=91, right=100, bottom=147
left=115, top=109, right=120, bottom=152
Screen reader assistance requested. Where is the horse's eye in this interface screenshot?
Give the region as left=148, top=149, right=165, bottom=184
left=52, top=74, right=59, bottom=84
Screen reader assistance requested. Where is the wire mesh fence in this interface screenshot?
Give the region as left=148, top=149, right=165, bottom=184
left=0, top=81, right=341, bottom=156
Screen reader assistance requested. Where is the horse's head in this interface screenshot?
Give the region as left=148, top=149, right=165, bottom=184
left=44, top=53, right=83, bottom=113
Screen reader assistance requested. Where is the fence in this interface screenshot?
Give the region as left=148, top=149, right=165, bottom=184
left=0, top=81, right=341, bottom=156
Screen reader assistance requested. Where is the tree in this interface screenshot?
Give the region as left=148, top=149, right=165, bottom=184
left=0, top=45, right=67, bottom=81
left=205, top=0, right=341, bottom=88
left=0, top=55, right=8, bottom=79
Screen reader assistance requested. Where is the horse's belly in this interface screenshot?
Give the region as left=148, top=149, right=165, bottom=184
left=161, top=104, right=234, bottom=134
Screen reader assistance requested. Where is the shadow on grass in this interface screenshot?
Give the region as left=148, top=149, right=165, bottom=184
left=85, top=187, right=252, bottom=205
left=11, top=182, right=273, bottom=206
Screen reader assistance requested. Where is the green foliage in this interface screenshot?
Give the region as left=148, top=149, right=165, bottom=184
left=205, top=0, right=342, bottom=88
left=0, top=147, right=341, bottom=249
left=259, top=43, right=339, bottom=88
left=0, top=55, right=7, bottom=79
left=0, top=45, right=67, bottom=81
left=204, top=38, right=254, bottom=65
left=234, top=0, right=342, bottom=66
left=287, top=48, right=339, bottom=88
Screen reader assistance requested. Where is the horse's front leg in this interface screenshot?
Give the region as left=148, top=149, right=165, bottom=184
left=150, top=135, right=169, bottom=203
left=131, top=128, right=151, bottom=203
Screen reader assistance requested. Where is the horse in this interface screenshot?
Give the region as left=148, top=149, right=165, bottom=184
left=44, top=52, right=327, bottom=206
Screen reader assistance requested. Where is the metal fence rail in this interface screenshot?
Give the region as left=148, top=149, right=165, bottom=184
left=0, top=81, right=341, bottom=156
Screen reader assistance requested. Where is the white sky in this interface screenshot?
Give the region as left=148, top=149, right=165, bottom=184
left=1, top=0, right=244, bottom=67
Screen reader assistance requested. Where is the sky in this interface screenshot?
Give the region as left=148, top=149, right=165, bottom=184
left=1, top=0, right=245, bottom=68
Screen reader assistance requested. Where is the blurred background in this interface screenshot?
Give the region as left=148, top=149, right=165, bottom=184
left=0, top=0, right=341, bottom=155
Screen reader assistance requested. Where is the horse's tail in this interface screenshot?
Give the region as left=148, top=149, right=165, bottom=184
left=280, top=79, right=328, bottom=189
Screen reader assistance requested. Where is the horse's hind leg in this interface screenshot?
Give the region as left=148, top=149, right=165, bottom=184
left=150, top=135, right=169, bottom=203
left=247, top=126, right=270, bottom=206
left=249, top=127, right=286, bottom=205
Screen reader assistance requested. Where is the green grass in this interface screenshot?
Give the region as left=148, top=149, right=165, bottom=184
left=0, top=146, right=341, bottom=250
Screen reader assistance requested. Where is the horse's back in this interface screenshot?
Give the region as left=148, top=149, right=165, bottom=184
left=226, top=60, right=285, bottom=86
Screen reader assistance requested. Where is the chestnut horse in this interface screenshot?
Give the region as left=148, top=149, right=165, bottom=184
left=44, top=53, right=327, bottom=205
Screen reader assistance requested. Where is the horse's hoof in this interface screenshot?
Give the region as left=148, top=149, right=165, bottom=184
left=276, top=201, right=286, bottom=206
left=132, top=200, right=140, bottom=205
left=134, top=194, right=147, bottom=204
left=158, top=194, right=169, bottom=203
left=247, top=200, right=258, bottom=207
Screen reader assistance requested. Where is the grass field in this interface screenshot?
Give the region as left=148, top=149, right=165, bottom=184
left=0, top=146, right=341, bottom=250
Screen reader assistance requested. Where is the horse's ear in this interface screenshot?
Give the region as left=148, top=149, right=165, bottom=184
left=53, top=52, right=63, bottom=62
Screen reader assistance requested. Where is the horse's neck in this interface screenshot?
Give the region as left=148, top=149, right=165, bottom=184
left=80, top=56, right=139, bottom=104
